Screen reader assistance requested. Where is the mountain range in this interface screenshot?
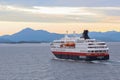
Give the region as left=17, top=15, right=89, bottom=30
left=0, top=28, right=120, bottom=43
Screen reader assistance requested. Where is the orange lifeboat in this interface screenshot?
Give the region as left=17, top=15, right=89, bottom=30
left=64, top=42, right=75, bottom=47
left=60, top=42, right=75, bottom=48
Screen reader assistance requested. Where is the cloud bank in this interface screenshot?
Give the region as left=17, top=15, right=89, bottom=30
left=0, top=5, right=120, bottom=23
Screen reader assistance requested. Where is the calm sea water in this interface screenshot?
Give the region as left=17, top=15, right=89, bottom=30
left=0, top=42, right=120, bottom=80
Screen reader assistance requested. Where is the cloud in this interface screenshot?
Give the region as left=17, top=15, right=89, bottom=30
left=0, top=5, right=97, bottom=16
left=101, top=16, right=120, bottom=23
left=1, top=0, right=120, bottom=7
left=0, top=5, right=120, bottom=23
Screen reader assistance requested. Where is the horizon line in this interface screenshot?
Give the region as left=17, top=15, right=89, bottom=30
left=1, top=27, right=119, bottom=36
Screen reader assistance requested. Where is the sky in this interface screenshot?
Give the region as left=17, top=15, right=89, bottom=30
left=0, top=0, right=120, bottom=35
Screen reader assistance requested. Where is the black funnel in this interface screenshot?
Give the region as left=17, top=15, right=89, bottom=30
left=81, top=30, right=90, bottom=39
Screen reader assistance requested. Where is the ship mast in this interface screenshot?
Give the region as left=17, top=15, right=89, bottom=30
left=73, top=31, right=77, bottom=37
left=65, top=31, right=69, bottom=42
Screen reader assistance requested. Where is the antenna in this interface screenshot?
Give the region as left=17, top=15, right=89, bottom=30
left=73, top=31, right=77, bottom=37
left=65, top=31, right=68, bottom=38
left=66, top=31, right=68, bottom=35
left=73, top=31, right=75, bottom=34
left=64, top=31, right=69, bottom=42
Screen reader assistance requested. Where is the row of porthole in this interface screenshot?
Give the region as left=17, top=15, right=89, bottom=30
left=88, top=47, right=107, bottom=48
left=88, top=50, right=108, bottom=53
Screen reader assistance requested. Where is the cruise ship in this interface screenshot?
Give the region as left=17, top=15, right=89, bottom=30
left=50, top=30, right=109, bottom=61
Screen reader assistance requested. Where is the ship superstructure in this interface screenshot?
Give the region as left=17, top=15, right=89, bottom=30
left=50, top=30, right=109, bottom=61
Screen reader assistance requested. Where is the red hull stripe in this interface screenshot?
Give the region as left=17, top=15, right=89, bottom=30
left=52, top=51, right=109, bottom=57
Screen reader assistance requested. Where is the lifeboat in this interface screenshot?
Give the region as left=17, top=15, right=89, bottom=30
left=65, top=42, right=75, bottom=46
left=63, top=42, right=75, bottom=47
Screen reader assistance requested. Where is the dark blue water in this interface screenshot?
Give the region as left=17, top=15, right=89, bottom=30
left=0, top=43, right=120, bottom=80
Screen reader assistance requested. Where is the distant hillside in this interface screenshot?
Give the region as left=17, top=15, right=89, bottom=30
left=0, top=28, right=64, bottom=42
left=0, top=28, right=120, bottom=42
left=0, top=38, right=12, bottom=43
left=89, top=31, right=120, bottom=42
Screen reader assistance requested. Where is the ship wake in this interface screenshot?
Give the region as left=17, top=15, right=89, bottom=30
left=51, top=57, right=120, bottom=65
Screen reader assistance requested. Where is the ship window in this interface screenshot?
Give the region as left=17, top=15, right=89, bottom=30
left=61, top=41, right=64, bottom=43
left=95, top=50, right=98, bottom=52
left=88, top=51, right=91, bottom=52
left=102, top=50, right=106, bottom=52
left=88, top=44, right=94, bottom=45
left=98, top=43, right=105, bottom=45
